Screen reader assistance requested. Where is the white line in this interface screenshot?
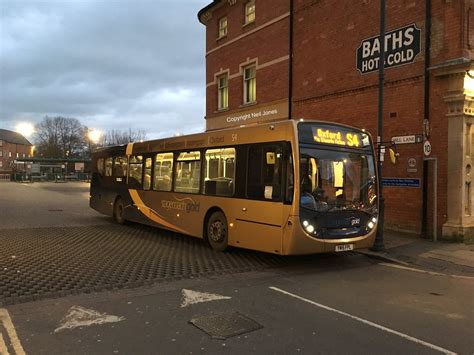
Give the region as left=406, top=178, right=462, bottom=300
left=379, top=262, right=474, bottom=280
left=0, top=332, right=9, bottom=355
left=0, top=309, right=26, bottom=355
left=269, top=287, right=457, bottom=355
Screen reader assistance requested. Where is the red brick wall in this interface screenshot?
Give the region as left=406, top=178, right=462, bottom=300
left=204, top=0, right=290, bottom=117
left=0, top=142, right=32, bottom=173
left=200, top=0, right=468, bottom=234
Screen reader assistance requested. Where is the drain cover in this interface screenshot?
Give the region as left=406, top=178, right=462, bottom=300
left=189, top=311, right=263, bottom=339
left=48, top=209, right=64, bottom=212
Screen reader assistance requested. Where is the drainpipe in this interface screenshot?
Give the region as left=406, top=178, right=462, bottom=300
left=422, top=0, right=432, bottom=237
left=288, top=0, right=294, bottom=120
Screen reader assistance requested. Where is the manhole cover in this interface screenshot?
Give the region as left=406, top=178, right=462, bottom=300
left=189, top=311, right=263, bottom=339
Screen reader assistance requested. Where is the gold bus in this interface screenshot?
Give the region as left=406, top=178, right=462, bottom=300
left=90, top=120, right=378, bottom=255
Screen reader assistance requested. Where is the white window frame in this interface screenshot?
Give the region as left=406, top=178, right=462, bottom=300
left=218, top=17, right=228, bottom=38
left=245, top=1, right=255, bottom=24
left=218, top=74, right=229, bottom=110
left=243, top=65, right=256, bottom=104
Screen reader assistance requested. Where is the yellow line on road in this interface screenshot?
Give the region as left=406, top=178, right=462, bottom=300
left=0, top=309, right=25, bottom=355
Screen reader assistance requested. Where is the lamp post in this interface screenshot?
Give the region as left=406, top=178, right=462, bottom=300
left=15, top=122, right=35, bottom=138
left=87, top=129, right=102, bottom=156
left=372, top=0, right=386, bottom=251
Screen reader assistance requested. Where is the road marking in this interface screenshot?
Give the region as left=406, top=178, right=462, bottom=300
left=181, top=289, right=232, bottom=308
left=0, top=309, right=26, bottom=355
left=0, top=333, right=9, bottom=355
left=54, top=306, right=125, bottom=333
left=269, top=287, right=457, bottom=355
left=379, top=262, right=474, bottom=280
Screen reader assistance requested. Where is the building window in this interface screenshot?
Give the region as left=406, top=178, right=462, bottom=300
left=218, top=17, right=227, bottom=38
left=9, top=152, right=12, bottom=158
left=0, top=151, right=2, bottom=157
left=245, top=1, right=255, bottom=24
left=16, top=153, right=19, bottom=158
left=0, top=140, right=3, bottom=146
left=243, top=65, right=256, bottom=104
left=0, top=161, right=2, bottom=168
left=218, top=74, right=229, bottom=110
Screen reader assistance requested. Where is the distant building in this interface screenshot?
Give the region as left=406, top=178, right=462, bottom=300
left=198, top=0, right=474, bottom=242
left=0, top=129, right=33, bottom=174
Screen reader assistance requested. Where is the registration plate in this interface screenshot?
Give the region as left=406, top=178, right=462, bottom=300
left=335, top=244, right=354, bottom=252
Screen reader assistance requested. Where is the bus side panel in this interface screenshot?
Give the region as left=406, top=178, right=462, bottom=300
left=228, top=200, right=290, bottom=254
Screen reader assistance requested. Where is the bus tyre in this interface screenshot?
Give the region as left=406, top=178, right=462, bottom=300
left=207, top=211, right=228, bottom=252
left=113, top=197, right=126, bottom=225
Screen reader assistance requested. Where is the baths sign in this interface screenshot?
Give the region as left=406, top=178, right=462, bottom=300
left=357, top=24, right=421, bottom=74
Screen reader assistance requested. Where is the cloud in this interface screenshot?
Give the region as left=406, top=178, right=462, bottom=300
left=0, top=0, right=209, bottom=139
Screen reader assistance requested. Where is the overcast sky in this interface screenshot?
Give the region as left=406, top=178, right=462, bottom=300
left=0, top=0, right=210, bottom=141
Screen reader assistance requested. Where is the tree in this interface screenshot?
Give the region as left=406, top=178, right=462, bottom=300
left=103, top=129, right=147, bottom=146
left=34, top=116, right=87, bottom=158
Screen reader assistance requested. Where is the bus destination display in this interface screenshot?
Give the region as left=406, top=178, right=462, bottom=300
left=312, top=127, right=366, bottom=148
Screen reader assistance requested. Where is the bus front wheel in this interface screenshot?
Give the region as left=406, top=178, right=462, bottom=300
left=206, top=211, right=228, bottom=252
left=113, top=197, right=126, bottom=225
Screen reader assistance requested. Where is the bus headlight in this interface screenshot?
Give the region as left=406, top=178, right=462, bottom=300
left=305, top=224, right=315, bottom=233
left=368, top=221, right=375, bottom=229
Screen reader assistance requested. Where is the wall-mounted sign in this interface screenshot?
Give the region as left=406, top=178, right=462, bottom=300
left=391, top=135, right=423, bottom=144
left=357, top=24, right=421, bottom=74
left=382, top=178, right=420, bottom=188
left=423, top=140, right=432, bottom=156
left=407, top=157, right=417, bottom=173
left=206, top=99, right=288, bottom=131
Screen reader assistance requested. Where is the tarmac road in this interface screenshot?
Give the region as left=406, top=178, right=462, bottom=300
left=0, top=182, right=473, bottom=354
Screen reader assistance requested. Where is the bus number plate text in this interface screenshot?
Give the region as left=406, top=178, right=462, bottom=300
left=335, top=244, right=354, bottom=252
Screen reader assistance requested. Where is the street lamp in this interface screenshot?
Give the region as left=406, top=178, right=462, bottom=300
left=87, top=129, right=102, bottom=158
left=15, top=122, right=35, bottom=138
left=88, top=129, right=102, bottom=144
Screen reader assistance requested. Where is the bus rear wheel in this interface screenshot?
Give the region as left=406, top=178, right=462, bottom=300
left=206, top=211, right=228, bottom=252
left=113, top=197, right=126, bottom=225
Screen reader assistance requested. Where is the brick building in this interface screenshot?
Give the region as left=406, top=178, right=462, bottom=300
left=198, top=0, right=474, bottom=241
left=0, top=129, right=33, bottom=175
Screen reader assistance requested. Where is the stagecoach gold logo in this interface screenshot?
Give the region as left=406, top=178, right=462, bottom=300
left=313, top=128, right=361, bottom=147
left=161, top=197, right=200, bottom=213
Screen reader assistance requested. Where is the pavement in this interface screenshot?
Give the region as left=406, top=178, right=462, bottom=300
left=358, top=231, right=474, bottom=277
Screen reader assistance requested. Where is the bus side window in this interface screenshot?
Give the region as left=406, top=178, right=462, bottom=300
left=105, top=158, right=113, bottom=177
left=204, top=147, right=235, bottom=196
left=97, top=158, right=104, bottom=176
left=128, top=155, right=143, bottom=189
left=247, top=144, right=282, bottom=201
left=154, top=153, right=173, bottom=191
left=113, top=156, right=128, bottom=178
left=143, top=157, right=152, bottom=190
left=174, top=151, right=201, bottom=194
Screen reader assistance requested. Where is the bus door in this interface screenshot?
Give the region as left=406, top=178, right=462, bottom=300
left=231, top=143, right=292, bottom=254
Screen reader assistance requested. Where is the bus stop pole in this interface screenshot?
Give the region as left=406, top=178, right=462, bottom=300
left=372, top=0, right=386, bottom=251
